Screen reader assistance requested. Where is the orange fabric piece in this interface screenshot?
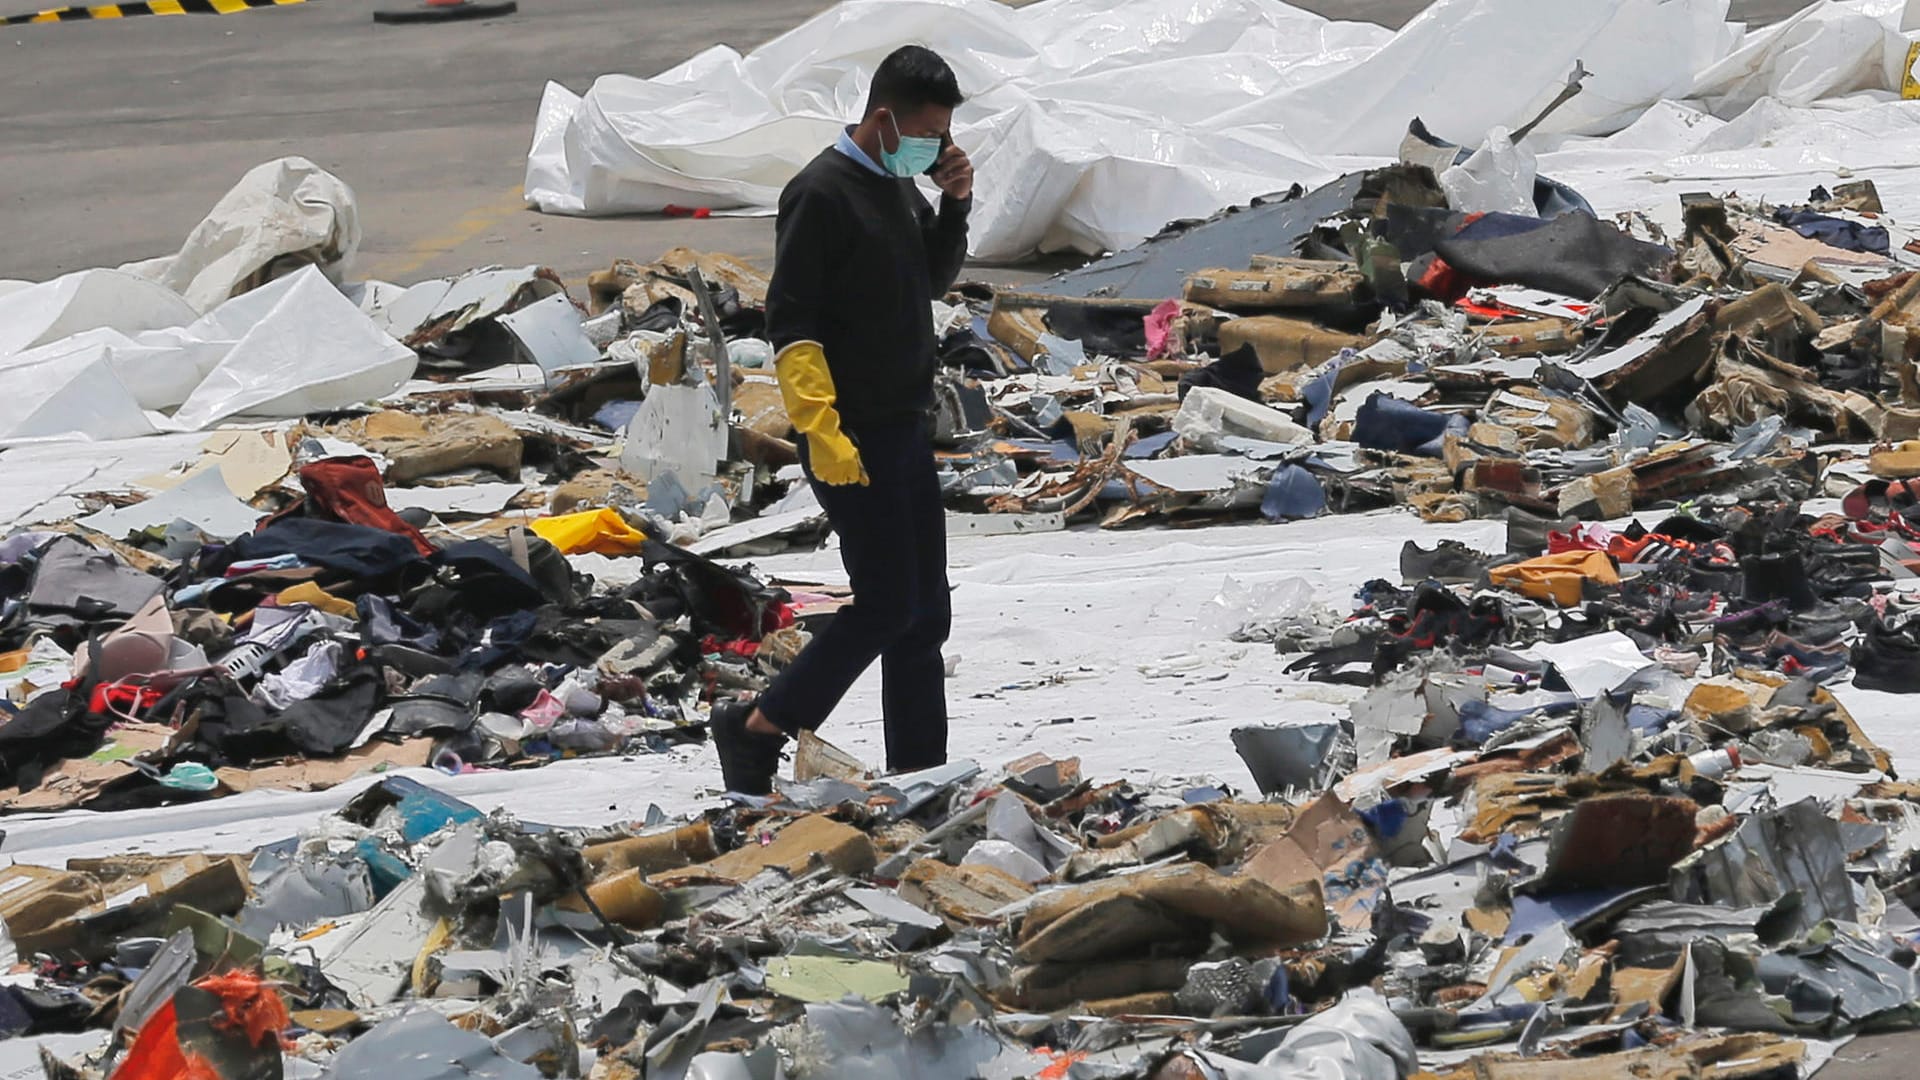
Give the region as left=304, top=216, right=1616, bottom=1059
left=529, top=508, right=647, bottom=556
left=274, top=582, right=356, bottom=619
left=198, top=970, right=291, bottom=1049
left=1486, top=549, right=1619, bottom=607
left=110, top=973, right=289, bottom=1080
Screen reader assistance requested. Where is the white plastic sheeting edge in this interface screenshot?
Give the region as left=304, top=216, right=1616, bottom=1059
left=526, top=0, right=1920, bottom=261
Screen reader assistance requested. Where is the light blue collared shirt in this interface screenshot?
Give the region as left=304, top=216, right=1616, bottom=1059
left=834, top=125, right=888, bottom=177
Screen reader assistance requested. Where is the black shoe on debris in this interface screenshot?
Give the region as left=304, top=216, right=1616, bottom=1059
left=1852, top=621, right=1920, bottom=694
left=1505, top=510, right=1572, bottom=557
left=711, top=698, right=785, bottom=796
left=1400, top=539, right=1495, bottom=585
left=1742, top=551, right=1819, bottom=612
left=1805, top=544, right=1886, bottom=598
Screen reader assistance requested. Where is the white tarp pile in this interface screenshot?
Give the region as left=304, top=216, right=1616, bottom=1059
left=120, top=155, right=363, bottom=313
left=525, top=0, right=1920, bottom=260
left=0, top=159, right=414, bottom=444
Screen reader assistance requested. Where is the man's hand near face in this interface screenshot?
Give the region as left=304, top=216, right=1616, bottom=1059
left=932, top=142, right=973, bottom=201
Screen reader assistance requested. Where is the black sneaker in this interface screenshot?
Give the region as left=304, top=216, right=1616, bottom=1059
left=1400, top=540, right=1496, bottom=585
left=1853, top=622, right=1920, bottom=694
left=711, top=698, right=785, bottom=795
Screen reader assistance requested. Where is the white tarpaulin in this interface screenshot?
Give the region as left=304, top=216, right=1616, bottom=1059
left=0, top=266, right=416, bottom=443
left=120, top=156, right=362, bottom=314
left=0, top=269, right=198, bottom=360
left=526, top=0, right=1920, bottom=261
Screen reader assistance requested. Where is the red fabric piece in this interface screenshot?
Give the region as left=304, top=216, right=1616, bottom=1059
left=1454, top=299, right=1510, bottom=320
left=110, top=1001, right=219, bottom=1080
left=83, top=682, right=167, bottom=718
left=1416, top=257, right=1467, bottom=304
left=1546, top=529, right=1605, bottom=555
left=296, top=456, right=435, bottom=557
left=701, top=636, right=760, bottom=659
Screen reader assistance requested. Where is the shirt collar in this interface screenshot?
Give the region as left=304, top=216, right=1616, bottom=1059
left=834, top=124, right=888, bottom=177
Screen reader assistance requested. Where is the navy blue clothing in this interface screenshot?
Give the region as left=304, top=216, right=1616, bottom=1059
left=756, top=419, right=950, bottom=771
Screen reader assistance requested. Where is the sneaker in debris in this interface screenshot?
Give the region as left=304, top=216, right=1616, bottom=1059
left=1400, top=539, right=1496, bottom=585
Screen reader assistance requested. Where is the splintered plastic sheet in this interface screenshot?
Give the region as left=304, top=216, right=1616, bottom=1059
left=525, top=0, right=1920, bottom=261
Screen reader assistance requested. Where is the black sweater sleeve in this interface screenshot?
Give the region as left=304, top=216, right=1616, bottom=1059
left=920, top=192, right=971, bottom=296
left=766, top=182, right=843, bottom=352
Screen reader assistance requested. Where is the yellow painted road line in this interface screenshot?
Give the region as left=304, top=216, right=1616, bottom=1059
left=364, top=183, right=530, bottom=282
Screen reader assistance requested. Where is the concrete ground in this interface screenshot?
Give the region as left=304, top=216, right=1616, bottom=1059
left=0, top=0, right=1815, bottom=290
left=2, top=0, right=1913, bottom=1074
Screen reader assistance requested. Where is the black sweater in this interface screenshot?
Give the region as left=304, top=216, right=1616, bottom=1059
left=765, top=148, right=971, bottom=428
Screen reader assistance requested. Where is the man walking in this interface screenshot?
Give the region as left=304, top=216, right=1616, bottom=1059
left=712, top=45, right=973, bottom=795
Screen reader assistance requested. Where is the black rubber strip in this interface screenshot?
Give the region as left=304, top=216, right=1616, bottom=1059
left=372, top=0, right=514, bottom=23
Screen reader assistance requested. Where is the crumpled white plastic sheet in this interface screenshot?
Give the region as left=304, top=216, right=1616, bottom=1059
left=526, top=0, right=1920, bottom=261
left=1439, top=126, right=1538, bottom=217
left=1171, top=989, right=1418, bottom=1080
left=0, top=266, right=416, bottom=443
left=0, top=269, right=198, bottom=360
left=119, top=156, right=361, bottom=314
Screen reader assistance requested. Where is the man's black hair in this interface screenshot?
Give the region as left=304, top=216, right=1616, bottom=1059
left=865, top=45, right=963, bottom=115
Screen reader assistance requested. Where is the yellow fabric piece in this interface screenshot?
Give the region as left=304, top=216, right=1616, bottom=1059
left=276, top=581, right=357, bottom=619
left=1486, top=549, right=1619, bottom=607
left=775, top=341, right=867, bottom=486
left=530, top=508, right=647, bottom=556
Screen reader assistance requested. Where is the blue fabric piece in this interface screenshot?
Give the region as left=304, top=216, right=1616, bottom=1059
left=1264, top=965, right=1292, bottom=1013
left=1358, top=799, right=1409, bottom=840
left=1488, top=832, right=1534, bottom=873
left=592, top=399, right=643, bottom=432
left=217, top=519, right=426, bottom=581
left=1627, top=704, right=1679, bottom=732
left=1457, top=698, right=1580, bottom=745
left=1352, top=392, right=1468, bottom=457
left=225, top=554, right=307, bottom=574
left=833, top=125, right=887, bottom=176
left=1774, top=208, right=1890, bottom=256
left=1261, top=465, right=1327, bottom=521
left=1124, top=431, right=1179, bottom=459
left=1451, top=211, right=1554, bottom=244
left=172, top=580, right=218, bottom=606
left=1301, top=351, right=1360, bottom=427
left=1183, top=786, right=1228, bottom=805
left=435, top=541, right=553, bottom=615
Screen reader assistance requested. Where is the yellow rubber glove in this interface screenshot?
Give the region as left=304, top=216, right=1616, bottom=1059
left=775, top=341, right=868, bottom=486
